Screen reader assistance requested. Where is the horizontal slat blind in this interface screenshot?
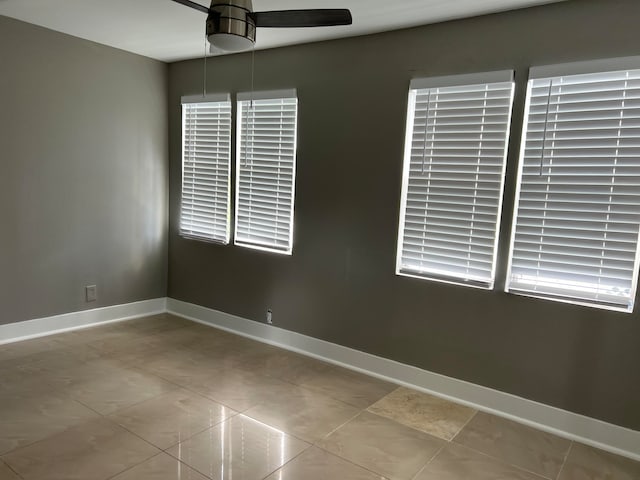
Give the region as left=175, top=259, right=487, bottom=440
left=180, top=97, right=232, bottom=243
left=397, top=78, right=514, bottom=288
left=235, top=95, right=298, bottom=254
left=507, top=68, right=640, bottom=311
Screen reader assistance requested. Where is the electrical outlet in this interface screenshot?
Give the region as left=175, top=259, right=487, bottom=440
left=85, top=285, right=97, bottom=302
left=266, top=309, right=273, bottom=324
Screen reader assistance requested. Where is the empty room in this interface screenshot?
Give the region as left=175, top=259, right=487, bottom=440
left=1, top=0, right=639, bottom=479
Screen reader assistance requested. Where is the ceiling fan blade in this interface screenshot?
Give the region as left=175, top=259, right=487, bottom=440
left=170, top=0, right=210, bottom=15
left=252, top=9, right=353, bottom=28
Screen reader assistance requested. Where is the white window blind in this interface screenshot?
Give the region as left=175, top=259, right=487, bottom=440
left=180, top=94, right=232, bottom=243
left=396, top=72, right=515, bottom=288
left=507, top=66, right=640, bottom=312
left=235, top=90, right=298, bottom=254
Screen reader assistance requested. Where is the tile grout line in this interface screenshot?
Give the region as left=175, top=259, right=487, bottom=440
left=413, top=416, right=457, bottom=480
left=131, top=366, right=257, bottom=417
left=364, top=386, right=480, bottom=443
left=333, top=453, right=393, bottom=480
left=306, top=407, right=377, bottom=474
left=102, top=450, right=167, bottom=480
left=311, top=442, right=395, bottom=480
left=0, top=397, right=101, bottom=461
left=158, top=421, right=231, bottom=453
left=364, top=385, right=403, bottom=417
left=173, top=334, right=399, bottom=411
left=102, top=395, right=239, bottom=479
left=33, top=392, right=166, bottom=479
left=448, top=413, right=565, bottom=479
left=269, top=444, right=394, bottom=480
left=63, top=410, right=164, bottom=465
left=132, top=346, right=373, bottom=440
left=184, top=343, right=381, bottom=412
left=410, top=443, right=448, bottom=480
left=311, top=408, right=365, bottom=447
left=555, top=441, right=574, bottom=480
left=100, top=406, right=225, bottom=456
left=449, top=409, right=478, bottom=443
left=69, top=359, right=180, bottom=410
left=85, top=362, right=261, bottom=457
left=442, top=442, right=553, bottom=480
left=0, top=457, right=24, bottom=480
left=0, top=410, right=160, bottom=480
left=158, top=414, right=315, bottom=478
left=313, top=408, right=440, bottom=480
left=120, top=362, right=251, bottom=414
left=257, top=443, right=315, bottom=480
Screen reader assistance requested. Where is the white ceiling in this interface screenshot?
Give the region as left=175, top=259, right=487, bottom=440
left=0, top=0, right=564, bottom=62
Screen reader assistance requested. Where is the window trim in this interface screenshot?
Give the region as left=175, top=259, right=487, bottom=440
left=409, top=69, right=514, bottom=90
left=528, top=55, right=640, bottom=80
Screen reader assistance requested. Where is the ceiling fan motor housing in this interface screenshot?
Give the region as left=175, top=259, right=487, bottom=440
left=207, top=0, right=256, bottom=47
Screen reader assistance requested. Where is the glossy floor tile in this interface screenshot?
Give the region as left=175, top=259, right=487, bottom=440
left=64, top=366, right=177, bottom=415
left=42, top=357, right=134, bottom=390
left=109, top=388, right=237, bottom=449
left=135, top=347, right=222, bottom=382
left=1, top=314, right=639, bottom=480
left=243, top=386, right=360, bottom=443
left=3, top=417, right=159, bottom=480
left=0, top=336, right=67, bottom=367
left=297, top=365, right=397, bottom=409
left=171, top=364, right=305, bottom=412
left=235, top=348, right=333, bottom=385
left=166, top=415, right=310, bottom=480
left=264, top=446, right=386, bottom=480
left=318, top=411, right=445, bottom=480
left=111, top=453, right=210, bottom=480
left=0, top=362, right=43, bottom=392
left=368, top=387, right=477, bottom=440
left=453, top=412, right=571, bottom=479
left=558, top=442, right=640, bottom=480
left=0, top=393, right=99, bottom=454
left=415, top=443, right=546, bottom=480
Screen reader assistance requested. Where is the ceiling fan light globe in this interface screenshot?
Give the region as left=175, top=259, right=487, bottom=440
left=208, top=33, right=254, bottom=52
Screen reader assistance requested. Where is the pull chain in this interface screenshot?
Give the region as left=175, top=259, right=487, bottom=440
left=244, top=47, right=256, bottom=168
left=250, top=45, right=255, bottom=108
left=202, top=28, right=208, bottom=97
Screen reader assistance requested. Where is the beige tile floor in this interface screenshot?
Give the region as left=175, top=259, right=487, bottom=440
left=0, top=314, right=638, bottom=480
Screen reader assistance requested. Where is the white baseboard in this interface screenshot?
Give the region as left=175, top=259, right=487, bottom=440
left=167, top=298, right=640, bottom=462
left=0, top=298, right=167, bottom=345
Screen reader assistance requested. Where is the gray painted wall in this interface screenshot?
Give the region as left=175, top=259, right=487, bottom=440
left=169, top=0, right=640, bottom=430
left=0, top=16, right=169, bottom=324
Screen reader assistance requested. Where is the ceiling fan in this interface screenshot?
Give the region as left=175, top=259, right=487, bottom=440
left=171, top=0, right=353, bottom=52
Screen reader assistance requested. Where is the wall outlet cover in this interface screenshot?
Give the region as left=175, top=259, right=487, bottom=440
left=85, top=285, right=97, bottom=302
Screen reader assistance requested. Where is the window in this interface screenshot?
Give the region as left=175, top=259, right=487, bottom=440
left=180, top=94, right=232, bottom=243
left=396, top=71, right=515, bottom=288
left=235, top=90, right=298, bottom=254
left=507, top=59, right=640, bottom=312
